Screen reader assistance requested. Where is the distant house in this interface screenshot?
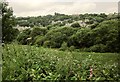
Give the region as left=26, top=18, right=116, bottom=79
left=13, top=25, right=31, bottom=31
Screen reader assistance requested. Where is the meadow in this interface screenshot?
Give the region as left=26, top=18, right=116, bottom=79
left=2, top=44, right=120, bottom=81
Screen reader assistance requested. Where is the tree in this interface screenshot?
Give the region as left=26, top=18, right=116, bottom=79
left=93, top=20, right=119, bottom=52
left=30, top=27, right=47, bottom=37
left=71, top=22, right=81, bottom=28
left=2, top=1, right=19, bottom=43
left=68, top=28, right=92, bottom=48
left=43, top=27, right=77, bottom=48
left=30, top=27, right=47, bottom=44
left=17, top=29, right=31, bottom=45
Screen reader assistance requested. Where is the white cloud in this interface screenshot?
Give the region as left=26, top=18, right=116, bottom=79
left=107, top=7, right=118, bottom=13
left=6, top=0, right=118, bottom=17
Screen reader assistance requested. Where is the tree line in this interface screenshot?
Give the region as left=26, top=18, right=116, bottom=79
left=2, top=1, right=120, bottom=53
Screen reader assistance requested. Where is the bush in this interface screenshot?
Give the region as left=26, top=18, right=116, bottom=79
left=90, top=23, right=99, bottom=29
left=30, top=27, right=47, bottom=37
left=68, top=28, right=92, bottom=48
left=68, top=46, right=75, bottom=51
left=43, top=41, right=56, bottom=48
left=71, top=22, right=81, bottom=28
left=17, top=29, right=31, bottom=45
left=43, top=41, right=51, bottom=48
left=93, top=20, right=119, bottom=52
left=34, top=36, right=45, bottom=46
left=87, top=44, right=106, bottom=52
left=59, top=42, right=68, bottom=51
left=44, top=27, right=77, bottom=48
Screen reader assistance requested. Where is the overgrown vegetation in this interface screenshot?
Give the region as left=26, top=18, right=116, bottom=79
left=2, top=44, right=120, bottom=81
left=2, top=2, right=19, bottom=43
left=2, top=1, right=120, bottom=81
left=17, top=19, right=119, bottom=52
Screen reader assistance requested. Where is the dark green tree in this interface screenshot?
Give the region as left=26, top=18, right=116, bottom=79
left=2, top=1, right=19, bottom=43
left=17, top=29, right=31, bottom=45
left=44, top=27, right=77, bottom=48
left=93, top=20, right=119, bottom=52
left=68, top=28, right=92, bottom=48
left=71, top=22, right=81, bottom=28
left=30, top=27, right=47, bottom=37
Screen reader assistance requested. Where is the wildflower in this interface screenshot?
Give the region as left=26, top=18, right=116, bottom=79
left=89, top=66, right=93, bottom=79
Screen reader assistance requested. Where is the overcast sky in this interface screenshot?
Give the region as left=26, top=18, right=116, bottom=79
left=6, top=0, right=119, bottom=17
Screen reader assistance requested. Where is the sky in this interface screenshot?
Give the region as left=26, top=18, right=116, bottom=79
left=6, top=0, right=119, bottom=17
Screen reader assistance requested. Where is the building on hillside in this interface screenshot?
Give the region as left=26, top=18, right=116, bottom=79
left=13, top=25, right=31, bottom=31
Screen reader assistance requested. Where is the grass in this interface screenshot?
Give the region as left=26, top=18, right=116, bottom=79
left=2, top=44, right=120, bottom=80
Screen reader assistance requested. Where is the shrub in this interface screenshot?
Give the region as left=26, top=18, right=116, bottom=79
left=68, top=28, right=92, bottom=48
left=44, top=27, right=77, bottom=48
left=34, top=36, right=45, bottom=46
left=17, top=29, right=31, bottom=45
left=71, top=22, right=81, bottom=28
left=30, top=27, right=47, bottom=37
left=59, top=42, right=68, bottom=51
left=93, top=20, right=119, bottom=52
left=43, top=41, right=56, bottom=48
left=68, top=46, right=75, bottom=51
left=88, top=44, right=106, bottom=52
left=43, top=41, right=51, bottom=48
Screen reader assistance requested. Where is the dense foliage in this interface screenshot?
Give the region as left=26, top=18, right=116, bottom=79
left=17, top=19, right=119, bottom=52
left=3, top=2, right=119, bottom=53
left=2, top=2, right=19, bottom=43
left=2, top=44, right=120, bottom=81
left=2, top=1, right=120, bottom=81
left=16, top=13, right=108, bottom=27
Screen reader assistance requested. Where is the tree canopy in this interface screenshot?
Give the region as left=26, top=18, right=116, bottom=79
left=2, top=1, right=19, bottom=43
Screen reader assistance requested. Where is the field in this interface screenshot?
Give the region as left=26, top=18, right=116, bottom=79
left=2, top=44, right=120, bottom=81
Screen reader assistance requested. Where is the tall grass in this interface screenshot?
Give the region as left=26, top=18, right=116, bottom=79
left=2, top=44, right=120, bottom=80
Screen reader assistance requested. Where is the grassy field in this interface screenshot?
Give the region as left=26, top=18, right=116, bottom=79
left=2, top=44, right=120, bottom=80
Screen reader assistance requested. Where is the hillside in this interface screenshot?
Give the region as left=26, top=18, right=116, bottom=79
left=2, top=1, right=120, bottom=81
left=15, top=13, right=118, bottom=28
